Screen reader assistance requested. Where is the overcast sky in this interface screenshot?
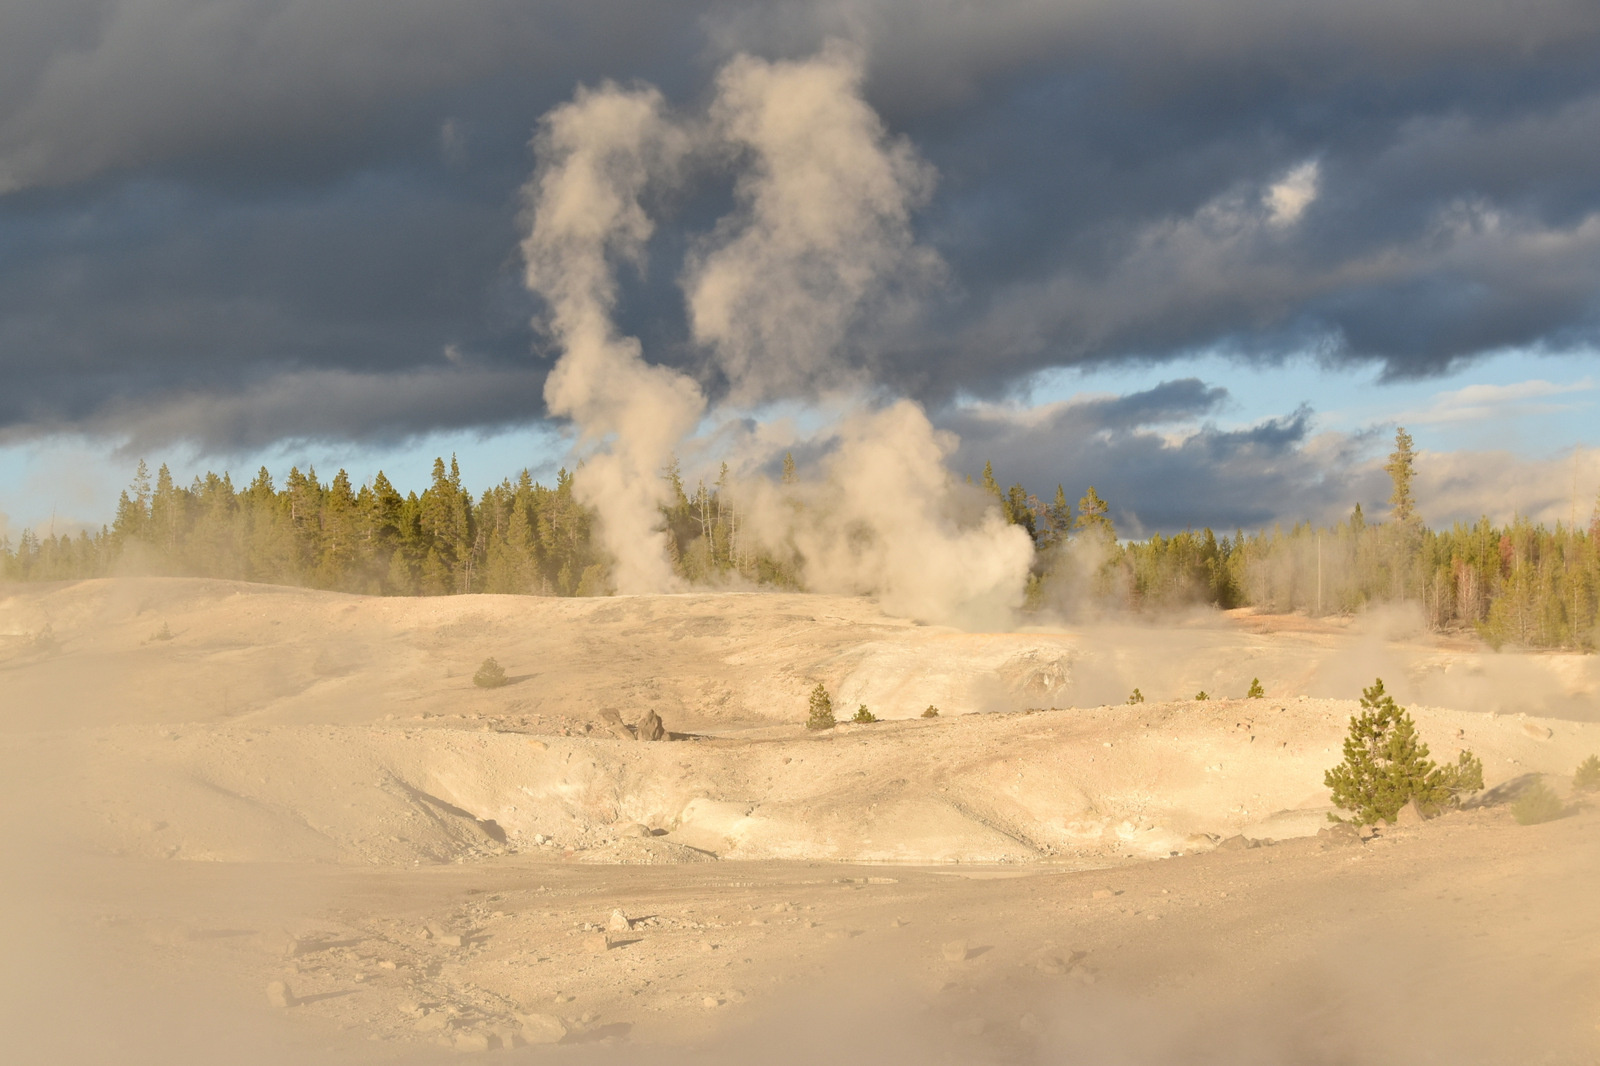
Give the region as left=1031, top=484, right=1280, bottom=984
left=2, top=0, right=1598, bottom=537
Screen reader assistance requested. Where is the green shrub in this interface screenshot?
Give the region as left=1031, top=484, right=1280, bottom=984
left=1194, top=691, right=1209, bottom=701
left=1511, top=779, right=1565, bottom=825
left=921, top=705, right=939, bottom=718
left=1439, top=749, right=1485, bottom=796
left=852, top=704, right=877, bottom=724
left=1126, top=688, right=1144, bottom=705
left=473, top=657, right=508, bottom=689
left=1324, top=678, right=1452, bottom=825
left=1246, top=678, right=1265, bottom=699
left=806, top=684, right=836, bottom=730
left=151, top=622, right=174, bottom=642
left=1574, top=755, right=1600, bottom=793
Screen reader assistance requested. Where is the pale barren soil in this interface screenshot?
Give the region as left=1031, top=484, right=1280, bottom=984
left=1, top=578, right=1597, bottom=1064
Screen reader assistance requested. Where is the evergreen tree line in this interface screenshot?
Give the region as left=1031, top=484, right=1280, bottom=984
left=3, top=431, right=1597, bottom=650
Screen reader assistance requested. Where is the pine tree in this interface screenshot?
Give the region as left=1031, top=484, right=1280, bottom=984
left=1385, top=427, right=1418, bottom=525
left=1439, top=749, right=1484, bottom=796
left=1324, top=678, right=1450, bottom=825
left=1074, top=487, right=1114, bottom=538
left=806, top=683, right=835, bottom=730
left=1247, top=678, right=1265, bottom=699
left=1574, top=754, right=1600, bottom=792
left=1005, top=484, right=1037, bottom=539
left=852, top=704, right=877, bottom=723
left=1041, top=486, right=1072, bottom=548
left=981, top=461, right=1003, bottom=502
left=385, top=548, right=416, bottom=596
left=473, top=657, right=508, bottom=689
left=1511, top=779, right=1564, bottom=825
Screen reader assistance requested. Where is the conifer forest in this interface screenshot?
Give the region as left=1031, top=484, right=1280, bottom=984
left=4, top=432, right=1597, bottom=651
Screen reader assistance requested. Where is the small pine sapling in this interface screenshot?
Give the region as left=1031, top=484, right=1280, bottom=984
left=1574, top=755, right=1600, bottom=793
left=806, top=683, right=836, bottom=730
left=852, top=704, right=877, bottom=724
left=1194, top=691, right=1209, bottom=701
left=1127, top=688, right=1144, bottom=705
left=1439, top=749, right=1485, bottom=797
left=473, top=656, right=508, bottom=689
left=1324, top=678, right=1450, bottom=825
left=921, top=705, right=939, bottom=718
left=152, top=622, right=174, bottom=642
left=1246, top=678, right=1265, bottom=699
left=1511, top=778, right=1565, bottom=825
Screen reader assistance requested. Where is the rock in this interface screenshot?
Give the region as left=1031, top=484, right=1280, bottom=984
left=1034, top=953, right=1069, bottom=975
left=617, top=823, right=651, bottom=838
left=942, top=939, right=971, bottom=962
left=254, top=930, right=296, bottom=957
left=489, top=1025, right=522, bottom=1050
left=607, top=909, right=632, bottom=933
left=1217, top=834, right=1258, bottom=851
left=1091, top=889, right=1117, bottom=900
left=598, top=709, right=634, bottom=738
left=453, top=1031, right=492, bottom=1052
left=414, top=1012, right=452, bottom=1033
left=1394, top=798, right=1426, bottom=826
left=587, top=933, right=614, bottom=952
left=1033, top=946, right=1085, bottom=974
left=702, top=996, right=721, bottom=1008
left=636, top=710, right=665, bottom=742
left=1317, top=822, right=1361, bottom=846
left=1521, top=721, right=1553, bottom=741
left=517, top=1013, right=567, bottom=1045
left=265, top=980, right=295, bottom=1008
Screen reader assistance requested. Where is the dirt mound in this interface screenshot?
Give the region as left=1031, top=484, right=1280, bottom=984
left=5, top=579, right=1598, bottom=868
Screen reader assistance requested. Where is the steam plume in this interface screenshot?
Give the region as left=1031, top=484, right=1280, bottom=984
left=522, top=53, right=1032, bottom=624
left=742, top=401, right=1034, bottom=629
left=685, top=45, right=942, bottom=399
left=520, top=83, right=704, bottom=593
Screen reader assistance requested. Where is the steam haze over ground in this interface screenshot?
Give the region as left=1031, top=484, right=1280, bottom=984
left=2, top=581, right=1600, bottom=1063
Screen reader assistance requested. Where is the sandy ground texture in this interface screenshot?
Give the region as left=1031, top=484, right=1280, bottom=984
left=1, top=577, right=1598, bottom=1064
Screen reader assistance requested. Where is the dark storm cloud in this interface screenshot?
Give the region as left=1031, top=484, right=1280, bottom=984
left=1, top=365, right=552, bottom=455
left=3, top=0, right=1600, bottom=448
left=942, top=382, right=1382, bottom=534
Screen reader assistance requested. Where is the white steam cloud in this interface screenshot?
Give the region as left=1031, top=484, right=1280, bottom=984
left=522, top=49, right=1031, bottom=625
left=521, top=83, right=704, bottom=593
left=741, top=402, right=1034, bottom=630
left=685, top=45, right=942, bottom=400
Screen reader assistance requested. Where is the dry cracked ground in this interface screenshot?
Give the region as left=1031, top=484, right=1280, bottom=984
left=1, top=578, right=1597, bottom=1064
